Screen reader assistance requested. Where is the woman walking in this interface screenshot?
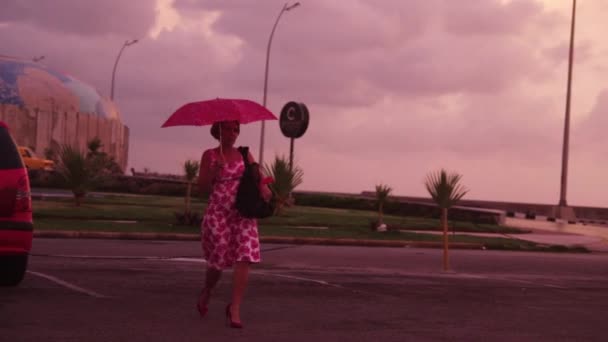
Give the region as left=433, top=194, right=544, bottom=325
left=196, top=120, right=271, bottom=329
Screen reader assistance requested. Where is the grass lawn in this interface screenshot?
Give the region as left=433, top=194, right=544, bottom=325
left=33, top=196, right=523, bottom=233
left=31, top=194, right=588, bottom=252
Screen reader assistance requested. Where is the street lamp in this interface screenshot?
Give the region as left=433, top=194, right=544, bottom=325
left=258, top=2, right=300, bottom=165
left=110, top=39, right=138, bottom=100
left=556, top=0, right=576, bottom=220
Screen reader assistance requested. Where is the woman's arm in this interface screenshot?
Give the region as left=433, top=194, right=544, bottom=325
left=247, top=151, right=273, bottom=201
left=198, top=150, right=216, bottom=195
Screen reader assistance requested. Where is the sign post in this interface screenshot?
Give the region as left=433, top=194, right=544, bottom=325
left=279, top=102, right=309, bottom=171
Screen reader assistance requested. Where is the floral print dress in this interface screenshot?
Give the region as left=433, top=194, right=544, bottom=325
left=201, top=149, right=261, bottom=269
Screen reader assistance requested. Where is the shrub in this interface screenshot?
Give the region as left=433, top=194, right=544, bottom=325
left=264, top=155, right=303, bottom=215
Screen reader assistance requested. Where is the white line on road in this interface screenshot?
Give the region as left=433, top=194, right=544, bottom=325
left=163, top=258, right=342, bottom=288
left=160, top=257, right=573, bottom=291
left=251, top=270, right=343, bottom=288
left=504, top=278, right=568, bottom=289
left=32, top=254, right=168, bottom=260
left=27, top=271, right=109, bottom=298
left=167, top=257, right=207, bottom=263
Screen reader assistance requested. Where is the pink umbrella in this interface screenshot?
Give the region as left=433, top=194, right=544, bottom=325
left=161, top=98, right=277, bottom=128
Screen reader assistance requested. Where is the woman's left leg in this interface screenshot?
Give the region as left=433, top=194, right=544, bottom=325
left=198, top=267, right=222, bottom=317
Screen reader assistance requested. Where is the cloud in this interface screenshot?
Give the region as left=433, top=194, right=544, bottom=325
left=574, top=89, right=608, bottom=151
left=442, top=0, right=545, bottom=36
left=170, top=0, right=561, bottom=108
left=1, top=0, right=606, bottom=207
left=0, top=0, right=568, bottom=154
left=0, top=0, right=156, bottom=37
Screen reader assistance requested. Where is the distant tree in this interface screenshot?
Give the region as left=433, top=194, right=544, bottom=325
left=43, top=147, right=56, bottom=162
left=56, top=145, right=95, bottom=206
left=86, top=137, right=103, bottom=156
left=425, top=169, right=468, bottom=271
left=43, top=141, right=61, bottom=163
left=264, top=156, right=303, bottom=215
left=375, top=184, right=392, bottom=229
left=86, top=137, right=122, bottom=176
left=56, top=138, right=124, bottom=206
left=183, top=159, right=200, bottom=214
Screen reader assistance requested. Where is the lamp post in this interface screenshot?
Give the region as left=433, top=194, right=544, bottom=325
left=110, top=39, right=138, bottom=100
left=258, top=2, right=300, bottom=165
left=557, top=0, right=576, bottom=220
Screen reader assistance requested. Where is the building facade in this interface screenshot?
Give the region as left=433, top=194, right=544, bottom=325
left=0, top=55, right=129, bottom=170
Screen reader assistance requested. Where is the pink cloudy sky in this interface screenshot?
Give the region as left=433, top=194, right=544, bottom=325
left=1, top=0, right=606, bottom=207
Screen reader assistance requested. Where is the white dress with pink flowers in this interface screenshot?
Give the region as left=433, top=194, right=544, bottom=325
left=201, top=149, right=261, bottom=269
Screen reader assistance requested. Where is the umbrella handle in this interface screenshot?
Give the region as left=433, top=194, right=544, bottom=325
left=219, top=126, right=226, bottom=162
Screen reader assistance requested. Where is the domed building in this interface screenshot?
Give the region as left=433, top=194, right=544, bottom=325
left=0, top=55, right=129, bottom=170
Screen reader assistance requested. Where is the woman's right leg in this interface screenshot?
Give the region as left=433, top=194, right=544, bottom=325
left=205, top=267, right=222, bottom=290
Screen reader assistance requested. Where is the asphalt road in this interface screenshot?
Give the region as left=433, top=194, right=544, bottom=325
left=2, top=239, right=608, bottom=341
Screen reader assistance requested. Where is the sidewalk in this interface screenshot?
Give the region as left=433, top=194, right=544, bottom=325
left=505, top=217, right=608, bottom=252
left=404, top=217, right=608, bottom=252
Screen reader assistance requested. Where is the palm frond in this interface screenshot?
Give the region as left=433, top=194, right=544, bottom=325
left=424, top=169, right=468, bottom=209
left=184, top=159, right=200, bottom=182
left=86, top=137, right=103, bottom=156
left=264, top=155, right=304, bottom=212
left=56, top=144, right=93, bottom=196
left=375, top=184, right=392, bottom=202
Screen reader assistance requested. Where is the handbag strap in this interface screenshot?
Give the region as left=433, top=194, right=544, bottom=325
left=238, top=146, right=250, bottom=167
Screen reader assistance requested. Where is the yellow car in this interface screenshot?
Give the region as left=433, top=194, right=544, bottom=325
left=18, top=147, right=55, bottom=172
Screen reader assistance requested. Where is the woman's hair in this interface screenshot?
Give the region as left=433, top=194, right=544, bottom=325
left=210, top=120, right=240, bottom=140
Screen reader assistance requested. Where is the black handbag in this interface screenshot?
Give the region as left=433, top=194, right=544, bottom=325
left=235, top=147, right=275, bottom=218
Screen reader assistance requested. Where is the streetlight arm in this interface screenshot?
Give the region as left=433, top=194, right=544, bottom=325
left=262, top=4, right=288, bottom=107
left=110, top=39, right=138, bottom=100
left=259, top=2, right=299, bottom=165
left=110, top=43, right=128, bottom=100
left=286, top=2, right=300, bottom=11
left=259, top=4, right=288, bottom=164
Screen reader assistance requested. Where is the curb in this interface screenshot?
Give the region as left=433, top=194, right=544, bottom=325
left=33, top=231, right=485, bottom=250
left=34, top=230, right=199, bottom=241
left=260, top=236, right=483, bottom=249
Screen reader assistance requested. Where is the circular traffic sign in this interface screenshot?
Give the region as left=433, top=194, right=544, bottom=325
left=279, top=102, right=309, bottom=139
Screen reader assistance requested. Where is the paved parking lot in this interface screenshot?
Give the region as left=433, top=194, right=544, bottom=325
left=2, top=238, right=608, bottom=341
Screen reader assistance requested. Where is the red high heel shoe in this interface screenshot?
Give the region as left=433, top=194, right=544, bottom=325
left=225, top=304, right=243, bottom=329
left=196, top=288, right=210, bottom=318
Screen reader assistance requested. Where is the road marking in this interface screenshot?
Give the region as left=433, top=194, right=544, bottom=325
left=32, top=254, right=167, bottom=260
left=262, top=245, right=300, bottom=253
left=163, top=258, right=343, bottom=289
left=505, top=278, right=568, bottom=289
left=168, top=257, right=206, bottom=263
left=166, top=258, right=566, bottom=291
left=251, top=270, right=343, bottom=288
left=27, top=271, right=109, bottom=298
left=440, top=272, right=569, bottom=289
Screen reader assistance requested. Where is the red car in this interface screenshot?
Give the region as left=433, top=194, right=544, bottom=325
left=0, top=121, right=33, bottom=286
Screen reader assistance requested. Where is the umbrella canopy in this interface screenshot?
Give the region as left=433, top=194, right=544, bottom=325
left=161, top=98, right=277, bottom=128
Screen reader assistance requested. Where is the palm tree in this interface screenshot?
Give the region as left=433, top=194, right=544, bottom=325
left=86, top=137, right=103, bottom=156
left=375, top=184, right=392, bottom=229
left=56, top=145, right=94, bottom=206
left=424, top=169, right=468, bottom=271
left=264, top=155, right=303, bottom=215
left=183, top=159, right=200, bottom=214
left=85, top=137, right=122, bottom=176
